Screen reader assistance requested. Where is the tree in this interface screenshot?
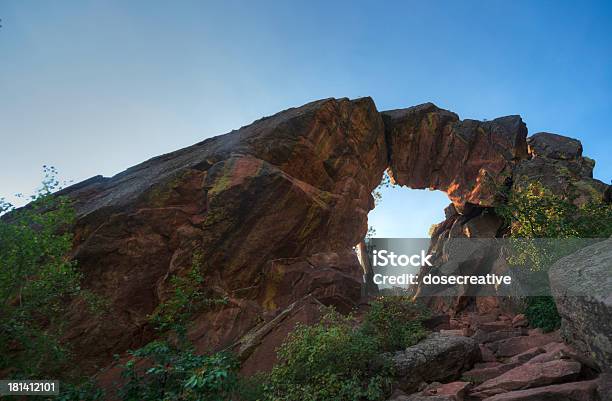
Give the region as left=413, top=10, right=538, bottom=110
left=0, top=167, right=82, bottom=377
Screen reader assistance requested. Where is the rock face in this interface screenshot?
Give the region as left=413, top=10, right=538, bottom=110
left=514, top=131, right=607, bottom=204
left=489, top=332, right=561, bottom=358
left=61, top=97, right=387, bottom=368
left=415, top=126, right=609, bottom=315
left=234, top=295, right=325, bottom=376
left=549, top=239, right=612, bottom=372
left=382, top=103, right=527, bottom=207
left=45, top=96, right=611, bottom=375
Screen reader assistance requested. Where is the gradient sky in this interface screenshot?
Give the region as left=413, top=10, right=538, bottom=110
left=1, top=0, right=611, bottom=237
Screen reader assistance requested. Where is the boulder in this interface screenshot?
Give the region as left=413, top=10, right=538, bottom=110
left=418, top=381, right=471, bottom=401
left=479, top=345, right=497, bottom=362
left=526, top=342, right=573, bottom=364
left=528, top=132, right=583, bottom=160
left=400, top=396, right=454, bottom=401
left=478, top=321, right=512, bottom=333
left=513, top=133, right=608, bottom=203
left=462, top=362, right=521, bottom=383
left=471, top=360, right=582, bottom=397
left=472, top=328, right=526, bottom=344
left=462, top=212, right=503, bottom=238
left=391, top=333, right=480, bottom=393
left=388, top=392, right=453, bottom=401
left=508, top=346, right=546, bottom=364
left=549, top=238, right=612, bottom=372
left=490, top=332, right=560, bottom=357
left=597, top=373, right=612, bottom=401
left=480, top=379, right=600, bottom=401
left=422, top=314, right=452, bottom=331
left=511, top=314, right=528, bottom=328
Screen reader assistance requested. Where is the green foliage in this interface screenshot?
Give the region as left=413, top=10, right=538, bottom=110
left=366, top=226, right=377, bottom=239
left=119, top=340, right=243, bottom=401
left=118, top=250, right=247, bottom=401
left=496, top=181, right=612, bottom=271
left=361, top=296, right=429, bottom=352
left=524, top=296, right=561, bottom=333
left=122, top=297, right=429, bottom=401
left=0, top=167, right=83, bottom=377
left=53, top=379, right=106, bottom=401
left=496, top=181, right=612, bottom=332
left=267, top=309, right=392, bottom=401
left=497, top=182, right=612, bottom=239
left=149, top=251, right=228, bottom=334
left=266, top=298, right=429, bottom=401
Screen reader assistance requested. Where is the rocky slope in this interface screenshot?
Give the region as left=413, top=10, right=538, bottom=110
left=52, top=97, right=610, bottom=376
left=388, top=310, right=609, bottom=401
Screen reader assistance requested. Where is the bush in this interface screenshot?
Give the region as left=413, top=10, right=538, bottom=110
left=54, top=380, right=105, bottom=401
left=496, top=182, right=612, bottom=239
left=266, top=298, right=429, bottom=401
left=524, top=296, right=561, bottom=333
left=119, top=340, right=243, bottom=401
left=267, top=309, right=392, bottom=401
left=496, top=182, right=612, bottom=331
left=361, top=296, right=429, bottom=352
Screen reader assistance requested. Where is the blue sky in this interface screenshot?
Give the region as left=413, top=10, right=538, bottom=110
left=1, top=0, right=611, bottom=237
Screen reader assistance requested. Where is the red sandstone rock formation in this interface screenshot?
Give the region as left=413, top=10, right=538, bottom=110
left=383, top=103, right=528, bottom=207
left=43, top=97, right=609, bottom=376
left=60, top=97, right=386, bottom=370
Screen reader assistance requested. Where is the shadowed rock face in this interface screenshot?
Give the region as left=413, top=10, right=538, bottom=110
left=62, top=97, right=387, bottom=368
left=549, top=239, right=612, bottom=372
left=53, top=97, right=610, bottom=372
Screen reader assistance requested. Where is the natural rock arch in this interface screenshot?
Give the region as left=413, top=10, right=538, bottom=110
left=57, top=97, right=609, bottom=372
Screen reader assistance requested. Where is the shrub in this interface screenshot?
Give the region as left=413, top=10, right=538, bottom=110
left=115, top=247, right=252, bottom=401
left=524, top=296, right=561, bottom=333
left=54, top=380, right=106, bottom=401
left=267, top=308, right=392, bottom=401
left=496, top=182, right=612, bottom=331
left=361, top=296, right=429, bottom=352
left=266, top=298, right=429, bottom=401
left=497, top=182, right=612, bottom=239
left=119, top=340, right=242, bottom=401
